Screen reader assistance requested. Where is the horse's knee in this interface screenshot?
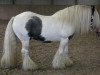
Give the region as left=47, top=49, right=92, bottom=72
left=21, top=48, right=29, bottom=60
left=21, top=48, right=29, bottom=54
left=21, top=40, right=29, bottom=56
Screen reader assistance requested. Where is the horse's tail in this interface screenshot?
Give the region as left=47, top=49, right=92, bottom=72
left=1, top=17, right=17, bottom=68
left=94, top=9, right=100, bottom=29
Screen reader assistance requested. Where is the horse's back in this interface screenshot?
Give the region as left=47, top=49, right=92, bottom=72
left=14, top=11, right=41, bottom=21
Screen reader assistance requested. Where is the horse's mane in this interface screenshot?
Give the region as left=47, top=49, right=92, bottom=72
left=52, top=5, right=92, bottom=33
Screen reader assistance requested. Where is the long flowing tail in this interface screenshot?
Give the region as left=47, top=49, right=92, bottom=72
left=1, top=17, right=17, bottom=68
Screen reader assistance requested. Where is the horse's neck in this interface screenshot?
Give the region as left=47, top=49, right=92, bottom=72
left=52, top=8, right=68, bottom=18
left=52, top=5, right=91, bottom=33
left=52, top=5, right=89, bottom=19
left=52, top=6, right=81, bottom=21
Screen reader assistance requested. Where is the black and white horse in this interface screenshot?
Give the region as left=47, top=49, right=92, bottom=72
left=1, top=5, right=100, bottom=71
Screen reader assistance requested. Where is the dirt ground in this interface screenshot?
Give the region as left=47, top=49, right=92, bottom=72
left=0, top=20, right=100, bottom=75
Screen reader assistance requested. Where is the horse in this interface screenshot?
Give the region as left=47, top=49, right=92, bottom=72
left=1, top=5, right=100, bottom=71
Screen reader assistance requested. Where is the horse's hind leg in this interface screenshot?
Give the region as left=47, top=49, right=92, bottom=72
left=52, top=38, right=73, bottom=69
left=20, top=37, right=38, bottom=71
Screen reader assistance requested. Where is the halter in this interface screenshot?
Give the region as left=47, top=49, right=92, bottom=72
left=90, top=5, right=95, bottom=30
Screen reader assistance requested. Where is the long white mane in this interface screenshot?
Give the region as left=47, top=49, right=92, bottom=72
left=52, top=5, right=96, bottom=33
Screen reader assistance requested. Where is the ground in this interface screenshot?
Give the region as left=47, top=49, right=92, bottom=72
left=0, top=20, right=100, bottom=75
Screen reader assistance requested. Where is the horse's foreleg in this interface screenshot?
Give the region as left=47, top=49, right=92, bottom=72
left=21, top=40, right=38, bottom=71
left=52, top=38, right=73, bottom=69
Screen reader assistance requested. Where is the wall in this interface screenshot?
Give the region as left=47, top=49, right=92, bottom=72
left=0, top=0, right=100, bottom=5
left=78, top=0, right=100, bottom=5
left=0, top=5, right=99, bottom=20
left=0, top=5, right=67, bottom=20
left=54, top=0, right=100, bottom=5
left=97, top=5, right=100, bottom=14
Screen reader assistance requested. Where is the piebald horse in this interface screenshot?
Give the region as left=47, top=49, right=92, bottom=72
left=1, top=5, right=100, bottom=71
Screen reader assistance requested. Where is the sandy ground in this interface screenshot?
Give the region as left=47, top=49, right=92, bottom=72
left=0, top=20, right=100, bottom=75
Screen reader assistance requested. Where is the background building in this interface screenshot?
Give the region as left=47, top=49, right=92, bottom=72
left=0, top=0, right=99, bottom=20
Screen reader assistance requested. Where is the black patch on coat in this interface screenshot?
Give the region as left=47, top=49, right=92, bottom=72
left=90, top=6, right=95, bottom=29
left=25, top=16, right=45, bottom=41
left=43, top=41, right=52, bottom=43
left=91, top=6, right=95, bottom=17
left=68, top=34, right=74, bottom=40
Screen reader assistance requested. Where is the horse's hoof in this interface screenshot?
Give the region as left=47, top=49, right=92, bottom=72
left=22, top=64, right=38, bottom=71
left=52, top=57, right=73, bottom=69
left=65, top=59, right=73, bottom=67
left=22, top=56, right=38, bottom=71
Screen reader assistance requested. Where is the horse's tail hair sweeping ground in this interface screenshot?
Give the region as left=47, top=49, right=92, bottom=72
left=1, top=17, right=17, bottom=68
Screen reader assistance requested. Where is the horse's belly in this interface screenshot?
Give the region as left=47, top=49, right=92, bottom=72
left=44, top=33, right=61, bottom=41
left=41, top=24, right=62, bottom=41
